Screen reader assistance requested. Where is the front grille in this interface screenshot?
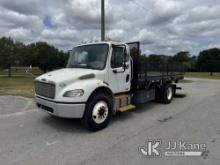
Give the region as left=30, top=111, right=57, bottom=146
left=35, top=81, right=55, bottom=99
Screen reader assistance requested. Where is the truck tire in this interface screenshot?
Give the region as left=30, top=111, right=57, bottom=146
left=82, top=92, right=113, bottom=131
left=162, top=84, right=173, bottom=104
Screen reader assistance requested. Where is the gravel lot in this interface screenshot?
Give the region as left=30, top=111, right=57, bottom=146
left=0, top=78, right=220, bottom=165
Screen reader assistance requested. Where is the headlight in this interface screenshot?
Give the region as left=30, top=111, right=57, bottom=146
left=63, top=89, right=84, bottom=97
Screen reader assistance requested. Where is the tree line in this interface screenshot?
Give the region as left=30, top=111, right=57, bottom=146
left=138, top=48, right=220, bottom=75
left=0, top=37, right=68, bottom=77
left=0, top=37, right=220, bottom=77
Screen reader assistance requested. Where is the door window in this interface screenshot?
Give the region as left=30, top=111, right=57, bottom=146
left=111, top=47, right=124, bottom=68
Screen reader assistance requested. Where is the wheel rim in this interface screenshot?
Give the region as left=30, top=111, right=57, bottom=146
left=92, top=101, right=109, bottom=124
left=167, top=87, right=173, bottom=100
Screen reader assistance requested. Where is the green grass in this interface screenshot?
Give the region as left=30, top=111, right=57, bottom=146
left=0, top=76, right=35, bottom=98
left=185, top=72, right=220, bottom=80
left=0, top=68, right=42, bottom=98
left=0, top=68, right=43, bottom=97
left=0, top=68, right=43, bottom=76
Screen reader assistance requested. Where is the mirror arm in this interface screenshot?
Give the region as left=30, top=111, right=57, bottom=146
left=113, top=69, right=117, bottom=74
left=123, top=47, right=127, bottom=71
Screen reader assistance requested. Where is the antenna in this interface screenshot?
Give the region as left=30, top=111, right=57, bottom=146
left=101, top=0, right=105, bottom=41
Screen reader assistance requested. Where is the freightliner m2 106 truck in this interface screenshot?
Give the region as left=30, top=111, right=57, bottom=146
left=35, top=41, right=184, bottom=131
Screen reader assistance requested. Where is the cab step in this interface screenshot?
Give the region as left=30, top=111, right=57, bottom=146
left=117, top=104, right=136, bottom=112
left=114, top=94, right=129, bottom=100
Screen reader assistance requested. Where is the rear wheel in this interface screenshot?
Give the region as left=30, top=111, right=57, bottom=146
left=162, top=83, right=174, bottom=104
left=82, top=92, right=113, bottom=131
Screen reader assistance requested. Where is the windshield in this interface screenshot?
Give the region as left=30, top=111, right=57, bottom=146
left=67, top=44, right=109, bottom=70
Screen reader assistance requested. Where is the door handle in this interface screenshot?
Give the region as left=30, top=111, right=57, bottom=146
left=126, top=74, right=130, bottom=82
left=113, top=68, right=125, bottom=74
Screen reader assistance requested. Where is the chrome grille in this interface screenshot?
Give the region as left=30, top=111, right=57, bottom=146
left=35, top=81, right=55, bottom=99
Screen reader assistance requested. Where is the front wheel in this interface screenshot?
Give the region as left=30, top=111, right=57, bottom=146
left=82, top=93, right=113, bottom=131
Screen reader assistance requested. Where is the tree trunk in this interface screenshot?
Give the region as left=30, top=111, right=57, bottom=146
left=8, top=65, right=11, bottom=78
left=209, top=64, right=213, bottom=76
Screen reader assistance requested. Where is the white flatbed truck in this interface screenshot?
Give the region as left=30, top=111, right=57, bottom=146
left=35, top=41, right=184, bottom=131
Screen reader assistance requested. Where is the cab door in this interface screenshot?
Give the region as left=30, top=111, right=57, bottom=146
left=108, top=45, right=131, bottom=94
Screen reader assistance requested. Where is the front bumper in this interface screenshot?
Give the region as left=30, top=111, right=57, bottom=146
left=35, top=96, right=85, bottom=118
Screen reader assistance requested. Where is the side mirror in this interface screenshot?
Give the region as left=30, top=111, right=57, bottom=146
left=68, top=50, right=73, bottom=55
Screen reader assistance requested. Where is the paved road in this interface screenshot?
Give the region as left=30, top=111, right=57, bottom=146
left=0, top=78, right=220, bottom=165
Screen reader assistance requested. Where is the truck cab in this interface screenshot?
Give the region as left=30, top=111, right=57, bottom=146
left=35, top=41, right=133, bottom=130
left=35, top=41, right=184, bottom=131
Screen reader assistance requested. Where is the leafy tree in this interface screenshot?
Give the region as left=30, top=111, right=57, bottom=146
left=34, top=42, right=68, bottom=72
left=198, top=48, right=220, bottom=75
left=56, top=50, right=69, bottom=68
left=187, top=56, right=197, bottom=72
left=173, top=51, right=190, bottom=62
left=172, top=51, right=197, bottom=71
left=14, top=41, right=26, bottom=66
left=147, top=54, right=163, bottom=62
left=0, top=37, right=15, bottom=77
left=18, top=43, right=38, bottom=67
left=35, top=42, right=55, bottom=72
left=147, top=54, right=169, bottom=63
left=0, top=37, right=69, bottom=76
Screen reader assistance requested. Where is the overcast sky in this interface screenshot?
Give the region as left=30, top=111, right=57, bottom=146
left=0, top=0, right=220, bottom=55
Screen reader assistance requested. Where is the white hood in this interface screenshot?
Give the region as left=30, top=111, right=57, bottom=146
left=36, top=68, right=102, bottom=84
